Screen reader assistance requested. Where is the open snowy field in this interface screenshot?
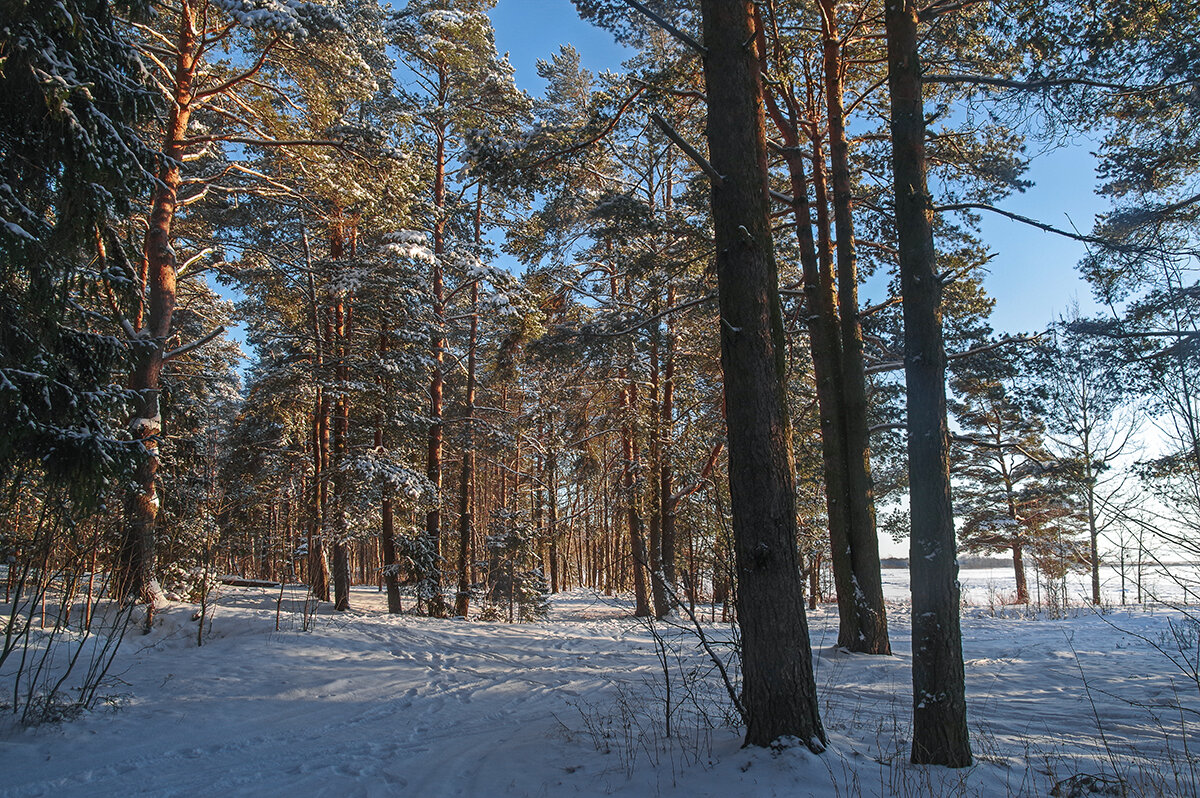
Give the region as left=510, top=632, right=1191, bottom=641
left=880, top=564, right=1200, bottom=606
left=3, top=584, right=1198, bottom=798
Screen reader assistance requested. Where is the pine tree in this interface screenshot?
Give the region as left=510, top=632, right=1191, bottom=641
left=391, top=0, right=530, bottom=614
left=698, top=0, right=826, bottom=751
left=951, top=358, right=1085, bottom=603
left=884, top=0, right=971, bottom=767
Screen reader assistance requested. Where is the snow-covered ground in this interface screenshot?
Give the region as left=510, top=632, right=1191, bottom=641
left=2, top=581, right=1198, bottom=797
left=883, top=564, right=1200, bottom=606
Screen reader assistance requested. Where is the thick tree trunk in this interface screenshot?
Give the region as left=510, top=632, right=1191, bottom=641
left=118, top=5, right=198, bottom=605
left=1012, top=542, right=1029, bottom=604
left=304, top=235, right=331, bottom=603
left=613, top=268, right=651, bottom=617
left=1086, top=456, right=1101, bottom=605
left=376, top=327, right=401, bottom=612
left=308, top=386, right=331, bottom=602
left=771, top=113, right=860, bottom=650
left=455, top=192, right=483, bottom=617
left=647, top=331, right=670, bottom=618
left=659, top=288, right=678, bottom=595
left=381, top=476, right=401, bottom=612
left=548, top=452, right=560, bottom=594
left=1004, top=476, right=1030, bottom=604
left=884, top=0, right=972, bottom=767
left=454, top=280, right=478, bottom=617
left=699, top=0, right=825, bottom=751
left=762, top=70, right=864, bottom=652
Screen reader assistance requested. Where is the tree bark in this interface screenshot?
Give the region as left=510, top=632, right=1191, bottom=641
left=699, top=0, right=825, bottom=751
left=647, top=329, right=670, bottom=618
left=622, top=377, right=652, bottom=617
left=454, top=190, right=484, bottom=618
left=818, top=0, right=890, bottom=655
left=659, top=284, right=678, bottom=596
left=118, top=3, right=199, bottom=605
left=425, top=103, right=449, bottom=617
left=884, top=0, right=972, bottom=767
left=376, top=322, right=401, bottom=612
left=305, top=231, right=331, bottom=603
left=1085, top=443, right=1101, bottom=604
left=330, top=230, right=352, bottom=612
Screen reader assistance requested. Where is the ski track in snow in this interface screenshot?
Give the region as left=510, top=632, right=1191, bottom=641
left=3, top=582, right=1198, bottom=797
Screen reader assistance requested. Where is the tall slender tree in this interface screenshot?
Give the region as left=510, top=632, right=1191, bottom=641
left=884, top=0, right=972, bottom=767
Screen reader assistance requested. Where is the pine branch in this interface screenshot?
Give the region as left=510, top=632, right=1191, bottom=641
left=163, top=326, right=227, bottom=361
left=864, top=334, right=1040, bottom=374
left=934, top=202, right=1132, bottom=249
left=923, top=73, right=1133, bottom=92
left=576, top=293, right=717, bottom=338
left=648, top=112, right=723, bottom=186
left=617, top=0, right=706, bottom=54
left=194, top=37, right=281, bottom=100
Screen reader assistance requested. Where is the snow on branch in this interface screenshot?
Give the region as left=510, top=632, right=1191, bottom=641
left=163, top=326, right=228, bottom=361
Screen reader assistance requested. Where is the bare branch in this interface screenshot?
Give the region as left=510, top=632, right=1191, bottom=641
left=648, top=112, right=723, bottom=187
left=194, top=36, right=280, bottom=100
left=923, top=73, right=1132, bottom=92
left=577, top=293, right=717, bottom=339
left=618, top=0, right=707, bottom=54
left=934, top=202, right=1131, bottom=249
left=164, top=325, right=228, bottom=361
left=865, top=334, right=1040, bottom=374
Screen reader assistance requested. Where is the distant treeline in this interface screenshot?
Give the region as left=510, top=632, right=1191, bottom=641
left=881, top=557, right=1013, bottom=570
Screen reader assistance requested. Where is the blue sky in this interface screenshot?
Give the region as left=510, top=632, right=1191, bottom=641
left=489, top=0, right=1110, bottom=337
left=486, top=1, right=1122, bottom=560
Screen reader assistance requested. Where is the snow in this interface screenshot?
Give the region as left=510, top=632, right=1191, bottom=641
left=2, top=578, right=1198, bottom=797
left=882, top=564, right=1200, bottom=606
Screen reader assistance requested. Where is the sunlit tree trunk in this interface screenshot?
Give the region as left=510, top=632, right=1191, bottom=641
left=117, top=3, right=199, bottom=605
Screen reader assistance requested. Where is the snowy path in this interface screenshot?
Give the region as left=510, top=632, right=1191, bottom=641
left=3, top=587, right=1198, bottom=797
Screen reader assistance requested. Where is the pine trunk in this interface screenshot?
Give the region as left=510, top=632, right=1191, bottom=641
left=455, top=279, right=478, bottom=617
left=330, top=242, right=351, bottom=612
left=623, top=378, right=651, bottom=618
left=118, top=5, right=198, bottom=605
left=425, top=110, right=448, bottom=616
left=659, top=288, right=678, bottom=596
left=699, top=0, right=825, bottom=751
left=647, top=332, right=670, bottom=618
left=885, top=0, right=972, bottom=767
left=819, top=0, right=890, bottom=655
